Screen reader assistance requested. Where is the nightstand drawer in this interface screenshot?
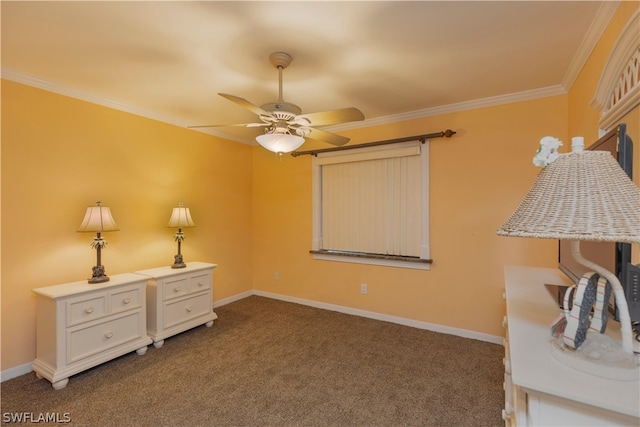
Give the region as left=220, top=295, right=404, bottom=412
left=189, top=272, right=211, bottom=294
left=68, top=294, right=108, bottom=326
left=162, top=276, right=189, bottom=301
left=111, top=286, right=142, bottom=313
left=164, top=293, right=211, bottom=329
left=67, top=311, right=143, bottom=364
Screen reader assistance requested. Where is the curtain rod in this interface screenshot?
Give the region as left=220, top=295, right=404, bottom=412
left=291, top=129, right=456, bottom=157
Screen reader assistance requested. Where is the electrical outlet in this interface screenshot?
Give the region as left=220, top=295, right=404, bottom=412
left=360, top=283, right=368, bottom=295
left=274, top=272, right=280, bottom=280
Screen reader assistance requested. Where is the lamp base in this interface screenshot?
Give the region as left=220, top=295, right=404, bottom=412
left=171, top=254, right=186, bottom=269
left=88, top=265, right=110, bottom=284
left=551, top=332, right=639, bottom=381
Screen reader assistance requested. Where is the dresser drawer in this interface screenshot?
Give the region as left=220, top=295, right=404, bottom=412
left=162, top=276, right=189, bottom=301
left=67, top=294, right=108, bottom=326
left=164, top=293, right=211, bottom=329
left=189, top=272, right=211, bottom=294
left=67, top=311, right=143, bottom=364
left=111, top=285, right=142, bottom=314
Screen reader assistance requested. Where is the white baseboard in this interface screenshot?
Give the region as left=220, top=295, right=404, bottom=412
left=1, top=289, right=502, bottom=382
left=252, top=290, right=503, bottom=345
left=1, top=362, right=32, bottom=383
left=213, top=290, right=253, bottom=308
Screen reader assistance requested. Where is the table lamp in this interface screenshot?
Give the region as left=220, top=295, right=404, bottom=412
left=77, top=201, right=119, bottom=283
left=168, top=202, right=195, bottom=268
left=497, top=136, right=640, bottom=379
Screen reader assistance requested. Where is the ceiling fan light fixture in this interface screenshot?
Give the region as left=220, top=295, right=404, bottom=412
left=256, top=133, right=304, bottom=154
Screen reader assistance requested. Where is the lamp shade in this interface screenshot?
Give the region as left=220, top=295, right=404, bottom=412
left=497, top=151, right=640, bottom=243
left=168, top=203, right=195, bottom=228
left=256, top=133, right=304, bottom=154
left=77, top=201, right=119, bottom=232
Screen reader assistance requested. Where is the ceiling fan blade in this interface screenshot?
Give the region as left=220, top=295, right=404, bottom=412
left=304, top=127, right=351, bottom=146
left=293, top=107, right=364, bottom=127
left=218, top=93, right=272, bottom=118
left=188, top=122, right=269, bottom=129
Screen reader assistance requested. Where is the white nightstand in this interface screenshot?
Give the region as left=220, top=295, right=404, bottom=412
left=32, top=273, right=152, bottom=390
left=135, top=262, right=217, bottom=348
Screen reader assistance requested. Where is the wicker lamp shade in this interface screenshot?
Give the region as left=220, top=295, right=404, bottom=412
left=497, top=151, right=640, bottom=243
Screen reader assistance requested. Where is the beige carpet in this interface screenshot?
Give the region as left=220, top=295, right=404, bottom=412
left=1, top=296, right=505, bottom=426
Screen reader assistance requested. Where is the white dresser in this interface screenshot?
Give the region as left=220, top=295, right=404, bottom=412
left=502, top=265, right=640, bottom=426
left=135, top=262, right=217, bottom=348
left=32, top=273, right=152, bottom=390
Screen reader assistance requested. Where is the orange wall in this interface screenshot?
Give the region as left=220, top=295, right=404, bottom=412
left=252, top=96, right=567, bottom=338
left=1, top=80, right=253, bottom=370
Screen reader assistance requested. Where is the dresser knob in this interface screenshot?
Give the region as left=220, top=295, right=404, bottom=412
left=502, top=316, right=508, bottom=328
left=186, top=306, right=193, bottom=312
left=123, top=298, right=131, bottom=305
left=85, top=307, right=94, bottom=314
left=174, top=286, right=180, bottom=292
left=105, top=332, right=113, bottom=339
left=198, top=282, right=204, bottom=287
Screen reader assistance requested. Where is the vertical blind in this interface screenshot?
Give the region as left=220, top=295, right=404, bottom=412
left=318, top=144, right=422, bottom=257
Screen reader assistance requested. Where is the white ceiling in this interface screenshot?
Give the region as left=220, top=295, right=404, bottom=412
left=1, top=1, right=612, bottom=145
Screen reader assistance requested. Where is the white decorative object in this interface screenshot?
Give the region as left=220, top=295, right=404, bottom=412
left=532, top=136, right=563, bottom=168
left=571, top=136, right=584, bottom=153
left=32, top=273, right=152, bottom=390
left=135, top=262, right=217, bottom=348
left=592, top=10, right=639, bottom=129
left=502, top=266, right=639, bottom=426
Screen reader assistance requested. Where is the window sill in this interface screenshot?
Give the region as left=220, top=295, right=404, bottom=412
left=310, top=250, right=432, bottom=270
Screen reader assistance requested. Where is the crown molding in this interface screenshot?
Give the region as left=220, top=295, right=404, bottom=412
left=325, top=85, right=567, bottom=132
left=0, top=67, right=255, bottom=145
left=3, top=66, right=565, bottom=139
left=561, top=1, right=620, bottom=91
left=1, top=67, right=185, bottom=125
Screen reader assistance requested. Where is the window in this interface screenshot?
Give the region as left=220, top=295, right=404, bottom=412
left=311, top=140, right=431, bottom=269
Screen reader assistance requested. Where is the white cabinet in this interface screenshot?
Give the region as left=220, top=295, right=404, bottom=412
left=502, top=266, right=640, bottom=426
left=32, top=273, right=152, bottom=390
left=135, top=262, right=217, bottom=348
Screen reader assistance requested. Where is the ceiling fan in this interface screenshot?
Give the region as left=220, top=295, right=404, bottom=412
left=189, top=51, right=365, bottom=153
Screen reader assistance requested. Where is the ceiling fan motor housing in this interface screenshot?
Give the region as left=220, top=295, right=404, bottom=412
left=260, top=101, right=301, bottom=116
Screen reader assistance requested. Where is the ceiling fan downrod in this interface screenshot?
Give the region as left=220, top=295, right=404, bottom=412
left=269, top=52, right=292, bottom=103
